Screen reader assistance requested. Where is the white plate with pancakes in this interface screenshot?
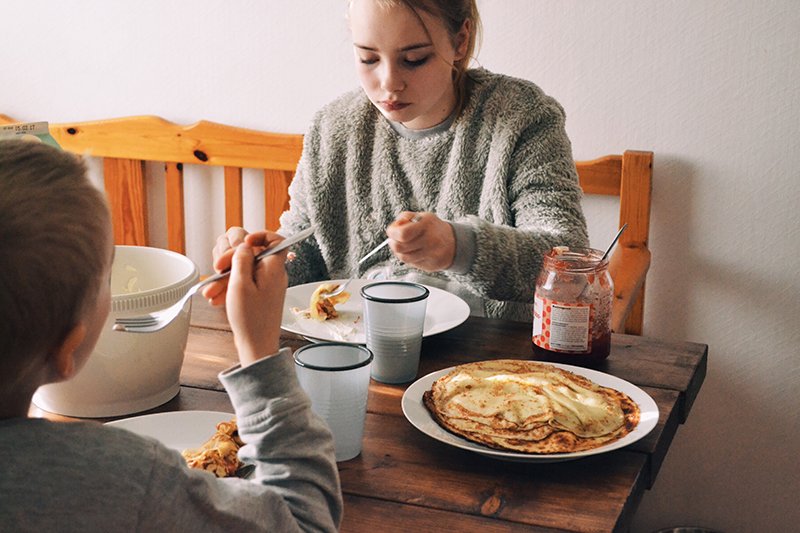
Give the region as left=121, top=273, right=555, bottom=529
left=401, top=362, right=659, bottom=462
left=281, top=279, right=470, bottom=344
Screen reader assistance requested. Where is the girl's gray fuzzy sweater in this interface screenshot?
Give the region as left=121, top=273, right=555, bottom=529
left=280, top=68, right=588, bottom=322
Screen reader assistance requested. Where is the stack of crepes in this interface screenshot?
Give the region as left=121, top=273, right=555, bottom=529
left=423, top=360, right=640, bottom=454
left=181, top=419, right=243, bottom=477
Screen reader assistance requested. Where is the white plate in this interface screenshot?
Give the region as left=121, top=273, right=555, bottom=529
left=401, top=362, right=659, bottom=463
left=281, top=279, right=470, bottom=344
left=105, top=410, right=234, bottom=451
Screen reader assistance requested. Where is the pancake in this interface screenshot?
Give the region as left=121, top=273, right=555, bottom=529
left=308, top=283, right=351, bottom=321
left=423, top=360, right=640, bottom=454
left=181, top=419, right=243, bottom=477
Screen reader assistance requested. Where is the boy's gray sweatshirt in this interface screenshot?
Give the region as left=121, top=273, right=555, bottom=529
left=0, top=349, right=342, bottom=532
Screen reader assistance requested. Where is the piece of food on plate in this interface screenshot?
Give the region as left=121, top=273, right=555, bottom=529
left=308, top=282, right=350, bottom=321
left=181, top=419, right=243, bottom=477
left=423, top=359, right=640, bottom=454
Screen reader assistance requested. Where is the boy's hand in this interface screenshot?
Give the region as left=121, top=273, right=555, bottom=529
left=225, top=241, right=288, bottom=366
left=202, top=227, right=284, bottom=305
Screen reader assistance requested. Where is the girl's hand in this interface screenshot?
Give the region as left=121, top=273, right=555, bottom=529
left=386, top=212, right=456, bottom=272
left=202, top=227, right=285, bottom=305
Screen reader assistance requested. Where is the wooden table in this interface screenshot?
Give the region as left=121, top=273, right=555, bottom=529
left=33, top=297, right=707, bottom=533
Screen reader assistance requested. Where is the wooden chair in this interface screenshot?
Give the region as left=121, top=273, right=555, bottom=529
left=576, top=151, right=653, bottom=335
left=1, top=114, right=651, bottom=334
left=0, top=114, right=304, bottom=256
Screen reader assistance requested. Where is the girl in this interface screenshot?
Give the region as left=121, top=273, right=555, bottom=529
left=207, top=0, right=588, bottom=322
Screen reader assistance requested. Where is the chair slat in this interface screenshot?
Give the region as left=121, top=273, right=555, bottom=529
left=576, top=155, right=623, bottom=195
left=624, top=283, right=647, bottom=335
left=619, top=150, right=653, bottom=248
left=608, top=246, right=651, bottom=334
left=103, top=157, right=148, bottom=247
left=264, top=169, right=292, bottom=231
left=224, top=166, right=244, bottom=230
left=165, top=162, right=185, bottom=254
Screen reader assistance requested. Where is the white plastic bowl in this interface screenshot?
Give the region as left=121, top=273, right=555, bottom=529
left=33, top=245, right=199, bottom=418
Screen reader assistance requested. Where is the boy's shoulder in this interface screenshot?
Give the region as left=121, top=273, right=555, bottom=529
left=0, top=419, right=183, bottom=530
left=1, top=418, right=160, bottom=475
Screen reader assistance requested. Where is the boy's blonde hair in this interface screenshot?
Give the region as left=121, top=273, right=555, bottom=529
left=0, top=140, right=111, bottom=376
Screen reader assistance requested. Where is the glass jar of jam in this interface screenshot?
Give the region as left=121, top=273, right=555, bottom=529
left=532, top=247, right=613, bottom=366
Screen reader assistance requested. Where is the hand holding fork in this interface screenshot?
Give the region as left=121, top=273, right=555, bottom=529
left=320, top=213, right=423, bottom=299
left=114, top=226, right=315, bottom=333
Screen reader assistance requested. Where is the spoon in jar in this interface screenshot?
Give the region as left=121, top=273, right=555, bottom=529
left=575, top=224, right=627, bottom=300
left=600, top=223, right=627, bottom=261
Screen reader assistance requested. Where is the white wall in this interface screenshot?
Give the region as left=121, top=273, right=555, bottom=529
left=2, top=2, right=798, bottom=531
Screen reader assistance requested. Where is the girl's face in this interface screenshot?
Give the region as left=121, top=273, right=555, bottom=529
left=349, top=0, right=468, bottom=130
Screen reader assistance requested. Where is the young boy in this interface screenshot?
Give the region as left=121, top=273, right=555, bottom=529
left=0, top=140, right=342, bottom=531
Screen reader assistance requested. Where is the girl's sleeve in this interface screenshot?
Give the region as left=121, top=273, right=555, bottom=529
left=279, top=122, right=330, bottom=286
left=451, top=103, right=589, bottom=303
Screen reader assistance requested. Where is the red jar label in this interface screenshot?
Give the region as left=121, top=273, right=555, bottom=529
left=532, top=296, right=594, bottom=353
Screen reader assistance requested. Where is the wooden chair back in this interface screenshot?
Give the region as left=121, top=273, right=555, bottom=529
left=576, top=151, right=653, bottom=334
left=0, top=115, right=304, bottom=256
left=1, top=114, right=651, bottom=334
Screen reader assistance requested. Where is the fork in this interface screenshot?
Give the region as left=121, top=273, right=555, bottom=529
left=320, top=214, right=421, bottom=299
left=317, top=245, right=383, bottom=299
left=113, top=226, right=315, bottom=333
